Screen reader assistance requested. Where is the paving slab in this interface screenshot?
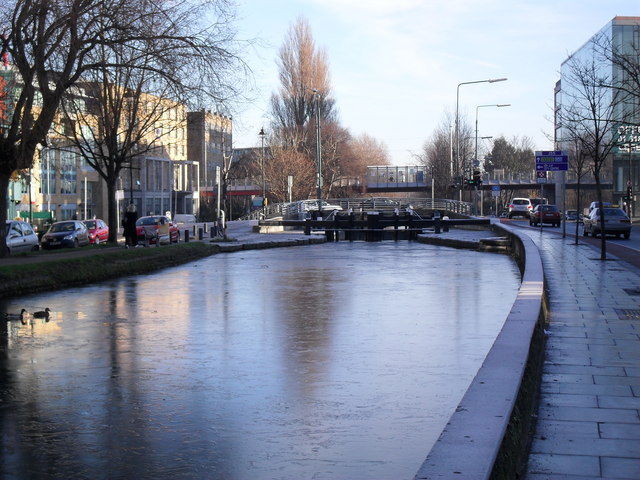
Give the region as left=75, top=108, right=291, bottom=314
left=523, top=227, right=640, bottom=480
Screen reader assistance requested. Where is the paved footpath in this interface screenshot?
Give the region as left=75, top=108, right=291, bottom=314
left=520, top=229, right=640, bottom=479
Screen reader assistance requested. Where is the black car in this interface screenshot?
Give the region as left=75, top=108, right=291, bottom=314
left=40, top=221, right=90, bottom=249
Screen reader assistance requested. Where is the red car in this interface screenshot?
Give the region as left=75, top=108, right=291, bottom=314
left=135, top=215, right=180, bottom=245
left=83, top=219, right=109, bottom=244
left=529, top=204, right=562, bottom=227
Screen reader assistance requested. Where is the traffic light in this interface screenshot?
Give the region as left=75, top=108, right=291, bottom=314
left=473, top=169, right=482, bottom=185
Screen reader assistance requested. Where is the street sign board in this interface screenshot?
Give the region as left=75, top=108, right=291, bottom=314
left=491, top=185, right=500, bottom=197
left=535, top=150, right=568, bottom=171
left=536, top=171, right=547, bottom=184
left=535, top=163, right=567, bottom=171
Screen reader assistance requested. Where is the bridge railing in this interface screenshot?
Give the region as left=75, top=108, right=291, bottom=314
left=236, top=197, right=472, bottom=221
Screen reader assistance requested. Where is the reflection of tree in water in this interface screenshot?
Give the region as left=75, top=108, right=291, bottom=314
left=274, top=266, right=348, bottom=393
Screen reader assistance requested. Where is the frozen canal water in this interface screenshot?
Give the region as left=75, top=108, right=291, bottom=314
left=0, top=241, right=520, bottom=480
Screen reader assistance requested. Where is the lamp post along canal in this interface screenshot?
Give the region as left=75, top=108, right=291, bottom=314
left=259, top=127, right=266, bottom=218
left=455, top=77, right=507, bottom=201
left=474, top=103, right=510, bottom=216
left=313, top=89, right=323, bottom=215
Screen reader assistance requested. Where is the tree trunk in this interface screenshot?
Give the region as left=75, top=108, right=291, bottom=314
left=594, top=175, right=607, bottom=260
left=574, top=183, right=581, bottom=244
left=0, top=174, right=10, bottom=258
left=106, top=177, right=120, bottom=244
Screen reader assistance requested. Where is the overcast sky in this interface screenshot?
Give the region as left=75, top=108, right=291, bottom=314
left=230, top=0, right=635, bottom=165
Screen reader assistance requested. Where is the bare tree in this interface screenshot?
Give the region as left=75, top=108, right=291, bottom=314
left=270, top=16, right=336, bottom=137
left=343, top=132, right=390, bottom=189
left=560, top=43, right=631, bottom=260
left=419, top=116, right=454, bottom=199
left=565, top=136, right=592, bottom=244
left=0, top=0, right=245, bottom=250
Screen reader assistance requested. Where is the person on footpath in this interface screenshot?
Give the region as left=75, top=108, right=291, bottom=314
left=217, top=210, right=225, bottom=238
left=122, top=203, right=138, bottom=247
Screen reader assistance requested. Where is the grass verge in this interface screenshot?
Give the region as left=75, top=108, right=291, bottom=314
left=0, top=243, right=220, bottom=299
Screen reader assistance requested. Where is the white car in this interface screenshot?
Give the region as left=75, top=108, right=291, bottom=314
left=508, top=198, right=533, bottom=218
left=300, top=200, right=343, bottom=212
left=5, top=220, right=40, bottom=254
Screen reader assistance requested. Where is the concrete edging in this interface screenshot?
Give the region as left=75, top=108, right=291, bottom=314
left=414, top=223, right=546, bottom=480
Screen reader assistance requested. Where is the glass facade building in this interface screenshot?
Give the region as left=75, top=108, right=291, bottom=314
left=557, top=16, right=640, bottom=210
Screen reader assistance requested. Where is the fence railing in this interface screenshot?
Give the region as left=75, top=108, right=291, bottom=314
left=236, top=197, right=472, bottom=221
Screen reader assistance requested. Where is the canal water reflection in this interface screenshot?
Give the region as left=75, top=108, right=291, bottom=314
left=0, top=242, right=520, bottom=480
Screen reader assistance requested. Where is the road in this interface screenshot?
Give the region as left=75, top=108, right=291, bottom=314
left=502, top=219, right=640, bottom=269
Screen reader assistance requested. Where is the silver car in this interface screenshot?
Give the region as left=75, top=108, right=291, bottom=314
left=5, top=220, right=40, bottom=254
left=583, top=207, right=631, bottom=239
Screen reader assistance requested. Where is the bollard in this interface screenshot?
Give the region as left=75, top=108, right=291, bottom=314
left=204, top=224, right=208, bottom=235
left=198, top=227, right=203, bottom=240
left=193, top=225, right=197, bottom=236
left=184, top=229, right=190, bottom=242
left=434, top=217, right=441, bottom=234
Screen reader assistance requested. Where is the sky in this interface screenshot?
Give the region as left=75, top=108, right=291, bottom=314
left=230, top=0, right=636, bottom=165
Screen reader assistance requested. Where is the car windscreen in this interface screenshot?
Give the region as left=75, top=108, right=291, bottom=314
left=513, top=200, right=529, bottom=205
left=600, top=208, right=627, bottom=217
left=84, top=221, right=96, bottom=229
left=50, top=222, right=75, bottom=232
left=137, top=217, right=160, bottom=225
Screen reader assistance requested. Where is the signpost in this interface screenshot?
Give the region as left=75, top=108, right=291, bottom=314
left=492, top=185, right=500, bottom=217
left=535, top=151, right=568, bottom=235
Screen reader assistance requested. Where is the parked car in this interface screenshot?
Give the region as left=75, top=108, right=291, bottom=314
left=135, top=215, right=180, bottom=245
left=508, top=198, right=533, bottom=218
left=40, top=220, right=90, bottom=249
left=586, top=201, right=613, bottom=216
left=5, top=220, right=40, bottom=254
left=83, top=219, right=109, bottom=244
left=300, top=200, right=343, bottom=212
left=564, top=210, right=579, bottom=221
left=582, top=207, right=631, bottom=239
left=529, top=204, right=562, bottom=227
left=361, top=197, right=400, bottom=210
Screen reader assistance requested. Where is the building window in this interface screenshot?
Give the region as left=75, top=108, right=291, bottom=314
left=39, top=149, right=56, bottom=195
left=60, top=150, right=77, bottom=194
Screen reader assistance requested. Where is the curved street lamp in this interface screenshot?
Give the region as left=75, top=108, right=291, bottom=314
left=455, top=77, right=507, bottom=200
left=474, top=103, right=510, bottom=216
left=259, top=127, right=266, bottom=218
left=475, top=103, right=511, bottom=170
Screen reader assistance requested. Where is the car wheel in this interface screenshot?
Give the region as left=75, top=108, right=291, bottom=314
left=73, top=239, right=79, bottom=248
left=583, top=228, right=588, bottom=237
left=624, top=232, right=630, bottom=240
left=95, top=237, right=100, bottom=245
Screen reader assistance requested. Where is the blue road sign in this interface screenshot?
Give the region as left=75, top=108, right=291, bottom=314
left=535, top=150, right=568, bottom=171
left=536, top=163, right=567, bottom=171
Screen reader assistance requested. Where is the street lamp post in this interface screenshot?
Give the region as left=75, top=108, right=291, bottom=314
left=474, top=103, right=510, bottom=216
left=259, top=127, right=266, bottom=218
left=455, top=77, right=507, bottom=201
left=475, top=104, right=511, bottom=170
left=313, top=89, right=322, bottom=215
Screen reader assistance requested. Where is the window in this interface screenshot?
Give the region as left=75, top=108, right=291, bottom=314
left=60, top=150, right=77, bottom=194
left=39, top=149, right=56, bottom=195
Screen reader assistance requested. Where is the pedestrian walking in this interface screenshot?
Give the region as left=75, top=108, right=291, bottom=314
left=122, top=203, right=138, bottom=247
left=217, top=210, right=225, bottom=238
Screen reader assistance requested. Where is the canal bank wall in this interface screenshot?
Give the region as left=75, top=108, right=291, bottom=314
left=414, top=222, right=546, bottom=480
